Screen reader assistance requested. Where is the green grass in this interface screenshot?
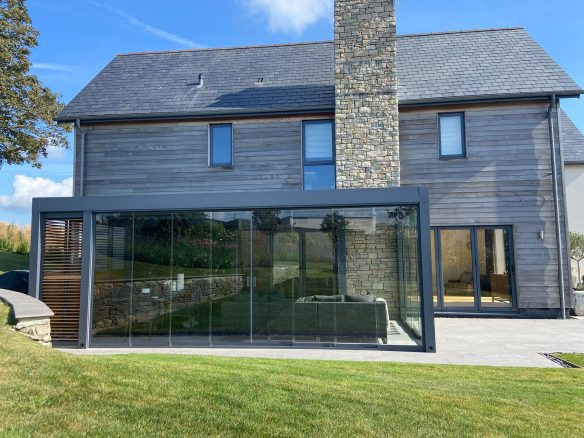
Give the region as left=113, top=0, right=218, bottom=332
left=0, top=250, right=29, bottom=274
left=0, top=304, right=582, bottom=437
left=555, top=354, right=584, bottom=367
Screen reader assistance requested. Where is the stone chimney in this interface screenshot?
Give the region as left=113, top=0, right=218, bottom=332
left=335, top=0, right=400, bottom=188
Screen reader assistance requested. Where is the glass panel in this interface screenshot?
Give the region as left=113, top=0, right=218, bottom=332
left=395, top=207, right=422, bottom=338
left=304, top=121, right=333, bottom=161
left=477, top=228, right=513, bottom=308
left=211, top=125, right=232, bottom=166
left=168, top=212, right=213, bottom=346
left=130, top=213, right=173, bottom=346
left=303, top=165, right=335, bottom=190
left=431, top=230, right=438, bottom=307
left=91, top=204, right=427, bottom=349
left=250, top=210, right=296, bottom=343
left=440, top=114, right=463, bottom=156
left=91, top=213, right=133, bottom=347
left=440, top=229, right=475, bottom=308
left=293, top=209, right=335, bottom=342
left=209, top=212, right=250, bottom=345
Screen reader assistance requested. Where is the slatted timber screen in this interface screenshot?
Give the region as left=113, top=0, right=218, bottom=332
left=41, top=218, right=83, bottom=342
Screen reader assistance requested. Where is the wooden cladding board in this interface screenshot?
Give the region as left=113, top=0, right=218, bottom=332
left=400, top=103, right=570, bottom=309
left=75, top=120, right=305, bottom=196
left=41, top=218, right=83, bottom=342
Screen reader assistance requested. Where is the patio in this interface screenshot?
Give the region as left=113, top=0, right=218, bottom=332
left=60, top=316, right=584, bottom=368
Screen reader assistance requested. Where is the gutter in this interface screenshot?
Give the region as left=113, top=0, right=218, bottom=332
left=75, top=119, right=88, bottom=197
left=56, top=93, right=583, bottom=125
left=547, top=95, right=567, bottom=319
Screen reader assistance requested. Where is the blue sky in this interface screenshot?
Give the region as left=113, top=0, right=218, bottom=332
left=1, top=0, right=583, bottom=224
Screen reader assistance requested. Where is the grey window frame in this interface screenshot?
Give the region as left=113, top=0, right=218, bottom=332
left=302, top=120, right=336, bottom=190
left=29, top=187, right=436, bottom=353
left=438, top=112, right=466, bottom=159
left=431, top=225, right=517, bottom=314
left=209, top=123, right=233, bottom=167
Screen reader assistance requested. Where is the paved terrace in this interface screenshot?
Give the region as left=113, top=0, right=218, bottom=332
left=60, top=318, right=584, bottom=368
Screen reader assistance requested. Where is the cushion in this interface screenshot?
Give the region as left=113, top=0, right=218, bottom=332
left=313, top=295, right=345, bottom=303
left=344, top=294, right=376, bottom=303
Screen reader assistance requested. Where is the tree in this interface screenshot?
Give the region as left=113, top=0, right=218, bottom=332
left=0, top=0, right=70, bottom=168
left=569, top=232, right=584, bottom=289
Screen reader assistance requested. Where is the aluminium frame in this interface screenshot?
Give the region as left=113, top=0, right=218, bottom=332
left=29, top=187, right=436, bottom=352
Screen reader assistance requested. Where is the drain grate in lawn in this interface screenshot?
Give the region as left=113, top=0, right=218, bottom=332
left=540, top=353, right=583, bottom=368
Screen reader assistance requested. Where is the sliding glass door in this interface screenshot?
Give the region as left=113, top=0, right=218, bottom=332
left=432, top=226, right=515, bottom=312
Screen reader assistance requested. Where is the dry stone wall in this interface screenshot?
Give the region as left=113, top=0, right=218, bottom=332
left=335, top=0, right=400, bottom=188
left=344, top=225, right=399, bottom=318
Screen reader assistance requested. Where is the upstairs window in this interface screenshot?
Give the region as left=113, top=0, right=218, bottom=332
left=210, top=124, right=233, bottom=167
left=439, top=113, right=466, bottom=158
left=303, top=120, right=335, bottom=190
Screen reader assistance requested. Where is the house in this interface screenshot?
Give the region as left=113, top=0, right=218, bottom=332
left=28, top=0, right=582, bottom=350
left=561, top=110, right=584, bottom=285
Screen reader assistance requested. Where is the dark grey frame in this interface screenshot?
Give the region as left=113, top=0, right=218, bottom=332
left=302, top=120, right=336, bottom=190
left=29, top=187, right=436, bottom=352
left=209, top=123, right=233, bottom=167
left=431, top=225, right=518, bottom=314
left=438, top=112, right=466, bottom=159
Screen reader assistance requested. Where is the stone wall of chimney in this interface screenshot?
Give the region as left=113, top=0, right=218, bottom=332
left=335, top=0, right=400, bottom=188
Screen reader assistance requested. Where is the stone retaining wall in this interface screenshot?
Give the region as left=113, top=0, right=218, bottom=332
left=92, top=275, right=244, bottom=332
left=0, top=289, right=54, bottom=346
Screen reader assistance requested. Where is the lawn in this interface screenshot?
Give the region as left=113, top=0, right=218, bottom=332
left=0, top=250, right=29, bottom=274
left=0, top=304, right=582, bottom=437
left=555, top=354, right=584, bottom=367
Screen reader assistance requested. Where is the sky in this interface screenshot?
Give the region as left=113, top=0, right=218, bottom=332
left=1, top=0, right=583, bottom=225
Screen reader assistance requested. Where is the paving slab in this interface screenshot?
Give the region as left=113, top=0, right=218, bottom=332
left=59, top=318, right=584, bottom=368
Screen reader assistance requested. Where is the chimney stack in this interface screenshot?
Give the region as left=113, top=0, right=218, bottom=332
left=335, top=0, right=400, bottom=188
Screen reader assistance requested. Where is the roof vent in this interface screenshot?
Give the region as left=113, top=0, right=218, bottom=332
left=187, top=73, right=204, bottom=88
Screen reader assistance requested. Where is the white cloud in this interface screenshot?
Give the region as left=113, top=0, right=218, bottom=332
left=243, top=0, right=333, bottom=34
left=31, top=62, right=73, bottom=72
left=87, top=0, right=204, bottom=48
left=0, top=175, right=73, bottom=212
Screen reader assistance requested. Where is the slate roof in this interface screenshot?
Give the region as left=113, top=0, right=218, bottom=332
left=561, top=110, right=584, bottom=164
left=57, top=27, right=583, bottom=122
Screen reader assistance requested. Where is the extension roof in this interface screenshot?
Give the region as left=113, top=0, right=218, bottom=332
left=57, top=27, right=583, bottom=122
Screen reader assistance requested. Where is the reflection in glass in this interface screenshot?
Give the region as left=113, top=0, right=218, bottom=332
left=441, top=229, right=474, bottom=308
left=477, top=228, right=512, bottom=308
left=209, top=212, right=250, bottom=345
left=130, top=213, right=173, bottom=346
left=92, top=213, right=133, bottom=347
left=303, top=165, right=336, bottom=190
left=91, top=205, right=426, bottom=348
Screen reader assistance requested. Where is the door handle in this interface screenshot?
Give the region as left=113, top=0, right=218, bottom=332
left=253, top=277, right=257, bottom=288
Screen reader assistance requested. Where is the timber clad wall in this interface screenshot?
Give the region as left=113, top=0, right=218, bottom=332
left=75, top=102, right=572, bottom=311
left=75, top=120, right=304, bottom=196
left=400, top=102, right=571, bottom=310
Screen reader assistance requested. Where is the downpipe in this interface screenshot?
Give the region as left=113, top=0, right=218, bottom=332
left=547, top=95, right=567, bottom=319
left=75, top=119, right=87, bottom=197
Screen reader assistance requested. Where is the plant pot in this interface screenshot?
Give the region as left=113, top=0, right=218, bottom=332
left=574, top=290, right=584, bottom=316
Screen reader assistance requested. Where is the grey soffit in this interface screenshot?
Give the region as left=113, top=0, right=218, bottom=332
left=57, top=28, right=583, bottom=122
left=561, top=110, right=584, bottom=164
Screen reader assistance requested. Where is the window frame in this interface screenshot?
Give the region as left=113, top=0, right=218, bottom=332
left=431, top=225, right=517, bottom=314
left=438, top=112, right=466, bottom=159
left=209, top=123, right=233, bottom=168
left=302, top=119, right=336, bottom=190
